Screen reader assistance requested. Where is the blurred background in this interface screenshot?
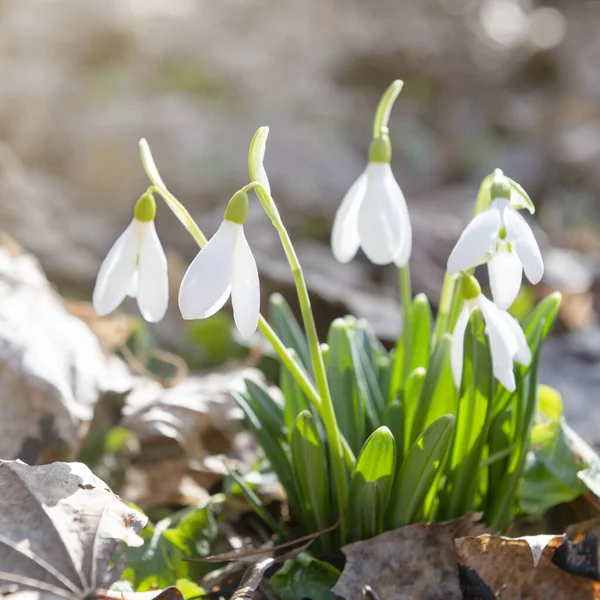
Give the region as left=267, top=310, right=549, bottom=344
left=1, top=0, right=600, bottom=439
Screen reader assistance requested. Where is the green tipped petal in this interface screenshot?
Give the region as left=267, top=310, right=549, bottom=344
left=134, top=191, right=157, bottom=222
left=224, top=190, right=249, bottom=225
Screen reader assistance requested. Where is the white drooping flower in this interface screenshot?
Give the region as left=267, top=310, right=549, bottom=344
left=451, top=275, right=531, bottom=392
left=178, top=191, right=260, bottom=339
left=447, top=177, right=543, bottom=310
left=331, top=136, right=412, bottom=267
left=93, top=191, right=168, bottom=323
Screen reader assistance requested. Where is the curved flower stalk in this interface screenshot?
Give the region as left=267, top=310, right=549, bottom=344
left=447, top=173, right=543, bottom=310
left=93, top=191, right=168, bottom=323
left=179, top=190, right=260, bottom=340
left=331, top=81, right=411, bottom=267
left=451, top=275, right=530, bottom=392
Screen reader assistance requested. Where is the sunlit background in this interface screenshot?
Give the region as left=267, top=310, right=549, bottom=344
left=1, top=0, right=600, bottom=434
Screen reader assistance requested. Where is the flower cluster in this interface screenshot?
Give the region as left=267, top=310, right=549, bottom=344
left=93, top=87, right=544, bottom=395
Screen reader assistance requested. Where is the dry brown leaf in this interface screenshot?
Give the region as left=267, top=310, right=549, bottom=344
left=456, top=533, right=600, bottom=599
left=0, top=460, right=147, bottom=600
left=332, top=515, right=484, bottom=600
left=0, top=244, right=132, bottom=463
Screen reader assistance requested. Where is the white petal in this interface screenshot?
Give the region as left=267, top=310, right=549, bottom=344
left=498, top=311, right=531, bottom=366
left=331, top=170, right=367, bottom=263
left=137, top=221, right=169, bottom=323
left=231, top=228, right=260, bottom=339
left=93, top=220, right=138, bottom=316
left=487, top=249, right=522, bottom=310
left=392, top=183, right=413, bottom=267
left=503, top=205, right=544, bottom=284
left=479, top=296, right=517, bottom=392
left=447, top=203, right=502, bottom=274
left=178, top=221, right=238, bottom=320
left=451, top=307, right=470, bottom=388
left=357, top=163, right=406, bottom=265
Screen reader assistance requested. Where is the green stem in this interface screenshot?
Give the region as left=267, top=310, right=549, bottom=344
left=138, top=144, right=322, bottom=413
left=251, top=181, right=351, bottom=543
left=399, top=265, right=412, bottom=385
left=432, top=272, right=457, bottom=346
left=372, top=80, right=404, bottom=139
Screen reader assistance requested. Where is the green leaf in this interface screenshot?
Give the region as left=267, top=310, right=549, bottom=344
left=390, top=414, right=455, bottom=528
left=402, top=368, right=426, bottom=457
left=281, top=347, right=314, bottom=436
left=407, top=293, right=432, bottom=374
left=509, top=177, right=535, bottom=214
left=270, top=293, right=312, bottom=372
left=410, top=335, right=457, bottom=448
left=175, top=579, right=206, bottom=600
left=270, top=553, right=340, bottom=600
left=121, top=503, right=217, bottom=589
left=232, top=390, right=300, bottom=515
left=291, top=411, right=331, bottom=537
left=243, top=376, right=285, bottom=437
left=327, top=319, right=365, bottom=455
left=441, top=311, right=495, bottom=520
left=186, top=313, right=246, bottom=366
left=383, top=399, right=404, bottom=467
left=537, top=384, right=563, bottom=421
left=349, top=426, right=396, bottom=540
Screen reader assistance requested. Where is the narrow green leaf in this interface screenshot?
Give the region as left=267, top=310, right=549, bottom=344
left=226, top=465, right=287, bottom=536
left=407, top=293, right=432, bottom=374
left=244, top=376, right=285, bottom=438
left=281, top=347, right=313, bottom=437
left=390, top=414, right=455, bottom=528
left=349, top=426, right=396, bottom=540
left=410, top=335, right=457, bottom=447
left=402, top=367, right=426, bottom=457
left=327, top=319, right=365, bottom=455
left=441, top=312, right=495, bottom=520
left=269, top=292, right=312, bottom=371
left=291, top=411, right=331, bottom=536
left=383, top=399, right=404, bottom=467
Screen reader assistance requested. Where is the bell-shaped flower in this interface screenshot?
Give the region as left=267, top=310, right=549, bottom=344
left=178, top=190, right=260, bottom=339
left=331, top=136, right=412, bottom=267
left=451, top=275, right=531, bottom=392
left=447, top=177, right=543, bottom=310
left=93, top=191, right=168, bottom=323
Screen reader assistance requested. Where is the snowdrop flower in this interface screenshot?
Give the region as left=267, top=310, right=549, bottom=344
left=451, top=275, right=531, bottom=392
left=93, top=191, right=168, bottom=322
left=331, top=135, right=412, bottom=267
left=447, top=175, right=543, bottom=310
left=179, top=190, right=259, bottom=339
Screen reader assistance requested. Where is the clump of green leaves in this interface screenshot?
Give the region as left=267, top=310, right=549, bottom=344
left=233, top=289, right=561, bottom=553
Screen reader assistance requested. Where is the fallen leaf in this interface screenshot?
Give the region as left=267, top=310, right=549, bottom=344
left=0, top=243, right=131, bottom=463
left=0, top=459, right=147, bottom=599
left=456, top=533, right=600, bottom=599
left=333, top=515, right=484, bottom=600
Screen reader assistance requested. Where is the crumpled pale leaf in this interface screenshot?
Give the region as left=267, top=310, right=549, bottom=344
left=456, top=533, right=600, bottom=599
left=0, top=243, right=132, bottom=462
left=333, top=515, right=485, bottom=600
left=0, top=459, right=147, bottom=600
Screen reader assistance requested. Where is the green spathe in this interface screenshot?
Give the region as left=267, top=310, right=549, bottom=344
left=490, top=168, right=511, bottom=200
left=461, top=274, right=481, bottom=300
left=368, top=136, right=392, bottom=163
left=224, top=190, right=249, bottom=225
left=134, top=191, right=157, bottom=222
